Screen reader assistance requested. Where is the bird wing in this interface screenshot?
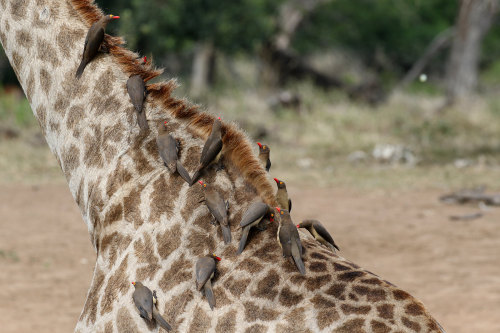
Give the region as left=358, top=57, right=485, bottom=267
left=200, top=138, right=222, bottom=168
left=157, top=135, right=177, bottom=171
left=279, top=224, right=292, bottom=257
left=85, top=26, right=105, bottom=59
left=126, top=75, right=146, bottom=112
left=206, top=190, right=228, bottom=225
left=196, top=257, right=215, bottom=290
left=133, top=288, right=153, bottom=321
left=240, top=202, right=267, bottom=227
left=312, top=221, right=336, bottom=248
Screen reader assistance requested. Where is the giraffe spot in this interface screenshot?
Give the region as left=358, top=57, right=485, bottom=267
left=371, top=320, right=391, bottom=333
left=149, top=174, right=179, bottom=221
left=84, top=126, right=105, bottom=168
left=10, top=0, right=29, bottom=20
left=99, top=232, right=131, bottom=267
left=223, top=276, right=250, bottom=297
left=101, top=255, right=130, bottom=315
left=37, top=38, right=59, bottom=67
left=276, top=308, right=312, bottom=333
left=333, top=263, right=351, bottom=271
left=57, top=25, right=85, bottom=57
left=106, top=164, right=132, bottom=199
left=187, top=228, right=216, bottom=257
left=405, top=302, right=425, bottom=316
left=309, top=261, right=327, bottom=272
left=252, top=269, right=279, bottom=301
left=95, top=68, right=114, bottom=96
left=116, top=306, right=140, bottom=333
left=0, top=0, right=6, bottom=10
left=49, top=120, right=59, bottom=132
left=317, top=308, right=340, bottom=330
left=80, top=267, right=105, bottom=325
left=278, top=286, right=304, bottom=307
left=102, top=203, right=123, bottom=227
left=136, top=264, right=161, bottom=282
left=341, top=304, right=371, bottom=315
left=325, top=283, right=345, bottom=299
left=26, top=70, right=35, bottom=103
left=338, top=270, right=366, bottom=282
left=251, top=240, right=280, bottom=263
left=66, top=104, right=84, bottom=130
left=188, top=305, right=211, bottom=331
left=245, top=324, right=268, bottom=333
left=74, top=178, right=85, bottom=211
left=183, top=145, right=201, bottom=170
left=402, top=317, right=421, bottom=332
left=334, top=318, right=366, bottom=333
left=54, top=93, right=70, bottom=115
left=35, top=105, right=47, bottom=132
left=61, top=144, right=80, bottom=175
left=130, top=145, right=155, bottom=176
left=193, top=213, right=212, bottom=232
left=377, top=304, right=395, bottom=320
left=134, top=234, right=159, bottom=265
left=38, top=67, right=52, bottom=95
left=15, top=29, right=32, bottom=48
left=243, top=301, right=280, bottom=322
left=305, top=274, right=331, bottom=291
left=311, top=294, right=335, bottom=309
left=353, top=285, right=387, bottom=302
left=123, top=187, right=144, bottom=229
left=104, top=123, right=125, bottom=143
left=237, top=257, right=264, bottom=274
left=158, top=257, right=192, bottom=293
left=33, top=3, right=59, bottom=28
left=104, top=321, right=113, bottom=333
left=349, top=293, right=359, bottom=301
left=361, top=277, right=383, bottom=285
left=212, top=285, right=231, bottom=307
left=289, top=274, right=307, bottom=286
left=161, top=291, right=194, bottom=329
left=181, top=185, right=205, bottom=221
left=156, top=224, right=182, bottom=259
left=393, top=289, right=412, bottom=301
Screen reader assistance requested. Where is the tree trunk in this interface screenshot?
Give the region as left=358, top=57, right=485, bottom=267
left=446, top=0, right=499, bottom=103
left=190, top=40, right=215, bottom=99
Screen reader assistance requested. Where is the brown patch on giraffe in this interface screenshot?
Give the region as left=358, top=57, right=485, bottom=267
left=61, top=144, right=80, bottom=175
left=317, top=308, right=341, bottom=330
left=35, top=105, right=47, bottom=132
left=192, top=213, right=212, bottom=232
left=245, top=324, right=268, bottom=333
left=349, top=293, right=359, bottom=301
left=311, top=294, right=336, bottom=309
left=84, top=126, right=105, bottom=168
left=134, top=234, right=159, bottom=265
left=156, top=224, right=182, bottom=259
left=158, top=256, right=192, bottom=293
left=187, top=228, right=216, bottom=257
left=102, top=203, right=123, bottom=227
left=289, top=274, right=306, bottom=286
left=361, top=277, right=383, bottom=285
left=33, top=2, right=59, bottom=28
left=182, top=145, right=201, bottom=170
left=104, top=123, right=125, bottom=143
left=251, top=269, right=279, bottom=301
left=57, top=25, right=85, bottom=57
left=103, top=321, right=113, bottom=333
left=212, top=285, right=231, bottom=307
left=136, top=264, right=161, bottom=282
left=101, top=255, right=129, bottom=315
left=325, top=283, right=346, bottom=299
left=149, top=174, right=181, bottom=221
left=95, top=68, right=114, bottom=96
left=130, top=144, right=155, bottom=176
left=251, top=240, right=280, bottom=262
left=377, top=304, right=395, bottom=320
left=10, top=0, right=29, bottom=20
left=310, top=252, right=328, bottom=261
left=237, top=257, right=264, bottom=274
left=49, top=121, right=60, bottom=133
left=276, top=308, right=312, bottom=333
left=278, top=286, right=304, bottom=307
left=39, top=68, right=52, bottom=96
left=37, top=38, right=60, bottom=67
left=66, top=104, right=85, bottom=130
left=371, top=320, right=391, bottom=333
left=341, top=304, right=371, bottom=315
left=223, top=276, right=250, bottom=297
left=393, top=289, right=412, bottom=301
left=309, top=261, right=327, bottom=272
left=181, top=185, right=204, bottom=221
left=243, top=301, right=280, bottom=322
left=99, top=232, right=131, bottom=268
left=116, top=306, right=140, bottom=332
left=25, top=70, right=35, bottom=103
left=353, top=286, right=387, bottom=302
left=123, top=187, right=144, bottom=229
left=305, top=274, right=331, bottom=291
left=338, top=270, right=366, bottom=282
left=161, top=290, right=193, bottom=329
left=334, top=318, right=366, bottom=333
left=106, top=164, right=133, bottom=198
left=188, top=305, right=211, bottom=332
left=74, top=178, right=85, bottom=211
left=333, top=263, right=351, bottom=271
left=15, top=29, right=32, bottom=49
left=79, top=267, right=105, bottom=325
left=402, top=317, right=421, bottom=332
left=405, top=302, right=425, bottom=316
left=54, top=93, right=70, bottom=115
left=0, top=0, right=6, bottom=10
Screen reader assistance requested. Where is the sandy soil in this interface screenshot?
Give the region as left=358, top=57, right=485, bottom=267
left=1, top=184, right=499, bottom=332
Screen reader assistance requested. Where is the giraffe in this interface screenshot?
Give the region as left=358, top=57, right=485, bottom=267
left=0, top=0, right=446, bottom=332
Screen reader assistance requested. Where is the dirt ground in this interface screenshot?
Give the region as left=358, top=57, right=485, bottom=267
left=0, top=184, right=499, bottom=333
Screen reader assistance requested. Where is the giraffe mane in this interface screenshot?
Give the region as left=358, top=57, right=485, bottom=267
left=69, top=0, right=277, bottom=206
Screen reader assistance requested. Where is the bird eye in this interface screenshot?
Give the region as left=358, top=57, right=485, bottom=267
left=280, top=182, right=283, bottom=185
left=204, top=184, right=206, bottom=187
left=271, top=214, right=274, bottom=217
left=281, top=211, right=283, bottom=215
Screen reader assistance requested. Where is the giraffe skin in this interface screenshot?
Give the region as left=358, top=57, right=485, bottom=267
left=0, top=0, right=445, bottom=332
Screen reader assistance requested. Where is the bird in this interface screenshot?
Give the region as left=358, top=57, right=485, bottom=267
left=190, top=117, right=223, bottom=185
left=127, top=56, right=148, bottom=131
left=297, top=219, right=340, bottom=252
left=238, top=201, right=274, bottom=254
left=257, top=142, right=271, bottom=172
left=76, top=14, right=120, bottom=79
left=274, top=178, right=292, bottom=212
left=156, top=121, right=191, bottom=184
left=131, top=281, right=172, bottom=331
left=275, top=207, right=305, bottom=275
left=198, top=181, right=231, bottom=244
left=195, top=254, right=221, bottom=310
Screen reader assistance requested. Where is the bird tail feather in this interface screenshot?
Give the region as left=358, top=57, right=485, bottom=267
left=136, top=110, right=149, bottom=131
left=152, top=308, right=172, bottom=331
left=176, top=160, right=192, bottom=184
left=189, top=169, right=201, bottom=186
left=292, top=245, right=306, bottom=275
left=221, top=224, right=231, bottom=244
left=237, top=227, right=250, bottom=254
left=75, top=60, right=86, bottom=79
left=204, top=280, right=215, bottom=310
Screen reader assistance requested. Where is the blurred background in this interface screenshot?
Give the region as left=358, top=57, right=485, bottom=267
left=1, top=0, right=500, bottom=332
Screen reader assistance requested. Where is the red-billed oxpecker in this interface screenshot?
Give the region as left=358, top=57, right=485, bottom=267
left=274, top=178, right=292, bottom=212
left=195, top=254, right=221, bottom=310
left=275, top=207, right=305, bottom=275
left=198, top=181, right=231, bottom=244
left=190, top=117, right=223, bottom=185
left=127, top=56, right=149, bottom=130
left=297, top=219, right=340, bottom=252
left=131, top=281, right=172, bottom=331
left=257, top=142, right=271, bottom=172
left=156, top=121, right=191, bottom=184
left=76, top=14, right=120, bottom=79
left=237, top=201, right=275, bottom=254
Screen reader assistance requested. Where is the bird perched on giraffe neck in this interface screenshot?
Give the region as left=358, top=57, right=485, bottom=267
left=238, top=201, right=274, bottom=254
left=131, top=281, right=172, bottom=331
left=275, top=207, right=305, bottom=275
left=297, top=219, right=340, bottom=252
left=198, top=181, right=231, bottom=244
left=127, top=56, right=149, bottom=131
left=257, top=142, right=271, bottom=172
left=274, top=178, right=292, bottom=212
left=195, top=254, right=221, bottom=310
left=75, top=14, right=119, bottom=79
left=190, top=117, right=223, bottom=185
left=156, top=121, right=191, bottom=184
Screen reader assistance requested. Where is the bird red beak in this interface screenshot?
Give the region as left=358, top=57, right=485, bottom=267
left=270, top=218, right=274, bottom=222
left=273, top=178, right=279, bottom=184
left=131, top=281, right=135, bottom=285
left=275, top=207, right=281, bottom=212
left=143, top=56, right=147, bottom=63
left=218, top=117, right=221, bottom=120
left=215, top=256, right=221, bottom=261
left=257, top=142, right=262, bottom=148
left=198, top=181, right=204, bottom=185
left=112, top=16, right=120, bottom=19
left=296, top=224, right=300, bottom=228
